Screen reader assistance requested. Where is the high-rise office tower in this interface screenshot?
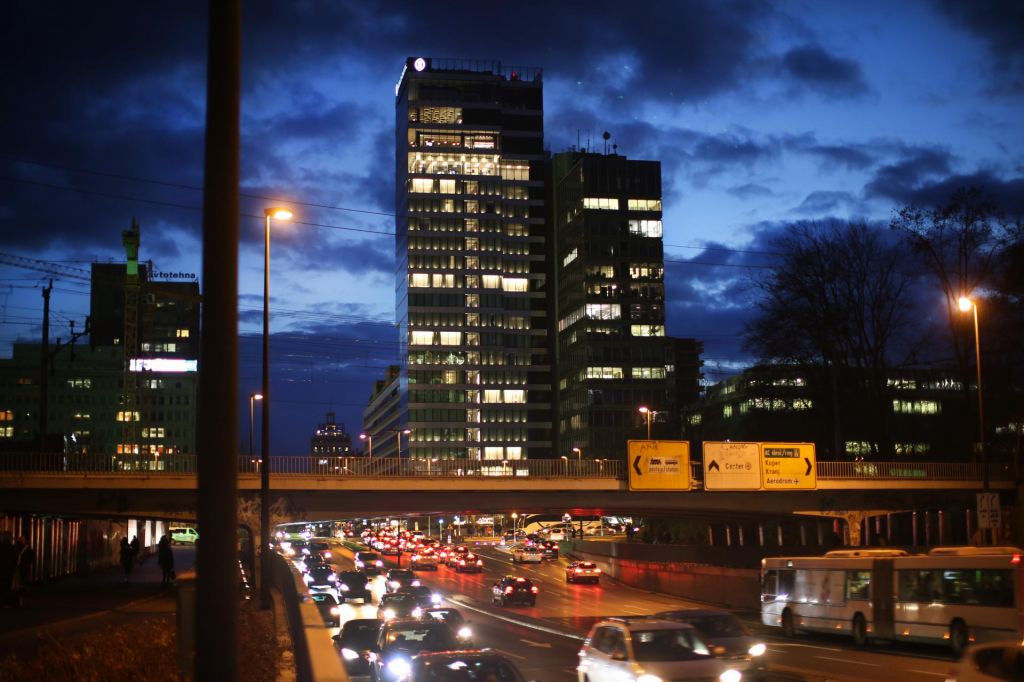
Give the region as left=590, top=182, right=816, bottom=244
left=551, top=150, right=672, bottom=459
left=395, top=57, right=552, bottom=462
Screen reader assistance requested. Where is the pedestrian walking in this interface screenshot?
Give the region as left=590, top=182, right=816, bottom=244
left=158, top=534, right=175, bottom=585
left=119, top=537, right=133, bottom=582
left=0, top=531, right=15, bottom=608
left=13, top=535, right=34, bottom=608
left=129, top=535, right=140, bottom=567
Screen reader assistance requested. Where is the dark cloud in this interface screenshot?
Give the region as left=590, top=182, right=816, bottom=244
left=880, top=171, right=1024, bottom=216
left=799, top=143, right=875, bottom=171
left=864, top=147, right=955, bottom=201
left=780, top=45, right=869, bottom=95
left=792, top=190, right=855, bottom=215
left=727, top=183, right=775, bottom=199
left=937, top=0, right=1024, bottom=94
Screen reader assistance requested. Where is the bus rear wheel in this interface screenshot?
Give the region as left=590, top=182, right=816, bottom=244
left=782, top=609, right=795, bottom=638
left=949, top=620, right=969, bottom=657
left=852, top=614, right=869, bottom=647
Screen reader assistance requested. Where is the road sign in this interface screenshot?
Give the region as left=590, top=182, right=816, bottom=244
left=759, top=442, right=816, bottom=490
left=703, top=442, right=761, bottom=490
left=627, top=440, right=691, bottom=491
left=977, top=492, right=1001, bottom=530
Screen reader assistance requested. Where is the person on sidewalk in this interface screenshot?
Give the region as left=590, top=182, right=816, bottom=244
left=13, top=535, right=34, bottom=608
left=158, top=534, right=175, bottom=585
left=119, top=537, right=133, bottom=582
left=129, top=535, right=140, bottom=567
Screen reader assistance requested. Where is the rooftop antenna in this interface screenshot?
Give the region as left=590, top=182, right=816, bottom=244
left=602, top=131, right=611, bottom=155
left=577, top=129, right=581, bottom=152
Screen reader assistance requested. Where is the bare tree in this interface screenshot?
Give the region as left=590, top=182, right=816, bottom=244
left=745, top=220, right=918, bottom=458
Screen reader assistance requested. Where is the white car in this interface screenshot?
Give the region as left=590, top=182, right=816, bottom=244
left=578, top=617, right=742, bottom=682
left=945, top=640, right=1024, bottom=681
left=169, top=527, right=199, bottom=544
left=511, top=545, right=543, bottom=563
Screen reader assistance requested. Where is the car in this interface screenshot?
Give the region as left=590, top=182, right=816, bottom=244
left=422, top=607, right=474, bottom=646
left=304, top=564, right=340, bottom=592
left=945, top=639, right=1024, bottom=681
left=565, top=561, right=602, bottom=584
left=369, top=619, right=462, bottom=682
left=301, top=553, right=330, bottom=573
left=654, top=608, right=766, bottom=675
left=491, top=576, right=537, bottom=607
left=545, top=528, right=566, bottom=542
left=407, top=650, right=527, bottom=682
left=444, top=545, right=470, bottom=567
left=308, top=540, right=332, bottom=559
left=338, top=570, right=374, bottom=604
left=511, top=545, right=542, bottom=563
left=577, top=617, right=743, bottom=682
left=410, top=550, right=438, bottom=571
left=333, top=617, right=381, bottom=681
left=169, top=527, right=199, bottom=544
left=310, top=592, right=343, bottom=627
left=539, top=541, right=559, bottom=560
left=378, top=592, right=425, bottom=621
left=386, top=568, right=421, bottom=593
left=397, top=584, right=443, bottom=609
left=355, top=551, right=385, bottom=576
left=454, top=552, right=483, bottom=573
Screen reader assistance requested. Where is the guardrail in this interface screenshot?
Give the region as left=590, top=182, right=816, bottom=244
left=0, top=452, right=1012, bottom=483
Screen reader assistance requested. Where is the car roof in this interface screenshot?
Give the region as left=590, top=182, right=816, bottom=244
left=595, top=617, right=698, bottom=631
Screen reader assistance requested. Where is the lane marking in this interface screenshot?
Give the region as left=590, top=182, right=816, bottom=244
left=494, top=649, right=526, bottom=660
left=521, top=639, right=552, bottom=648
left=446, top=595, right=586, bottom=641
left=816, top=656, right=880, bottom=666
left=909, top=671, right=947, bottom=677
left=772, top=643, right=843, bottom=651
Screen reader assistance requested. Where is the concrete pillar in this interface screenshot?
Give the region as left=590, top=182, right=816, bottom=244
left=817, top=522, right=824, bottom=546
left=863, top=517, right=871, bottom=546
left=738, top=523, right=745, bottom=546
left=886, top=513, right=893, bottom=545
left=912, top=511, right=918, bottom=547
left=925, top=510, right=932, bottom=547
left=777, top=524, right=783, bottom=547
left=799, top=523, right=807, bottom=546
left=938, top=510, right=944, bottom=545
left=708, top=525, right=714, bottom=546
left=758, top=522, right=765, bottom=546
left=725, top=524, right=732, bottom=546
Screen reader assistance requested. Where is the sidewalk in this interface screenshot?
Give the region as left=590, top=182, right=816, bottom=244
left=0, top=545, right=195, bottom=658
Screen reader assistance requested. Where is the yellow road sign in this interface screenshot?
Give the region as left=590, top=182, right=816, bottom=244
left=627, top=440, right=691, bottom=491
left=703, top=441, right=761, bottom=490
left=760, top=442, right=816, bottom=490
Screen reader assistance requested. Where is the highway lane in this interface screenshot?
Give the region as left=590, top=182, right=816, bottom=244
left=315, top=538, right=956, bottom=682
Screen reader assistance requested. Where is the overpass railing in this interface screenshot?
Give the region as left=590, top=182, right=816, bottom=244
left=0, top=452, right=1011, bottom=484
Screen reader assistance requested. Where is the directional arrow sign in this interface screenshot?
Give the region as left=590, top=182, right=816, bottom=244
left=760, top=442, right=816, bottom=490
left=703, top=442, right=760, bottom=490
left=627, top=440, right=691, bottom=491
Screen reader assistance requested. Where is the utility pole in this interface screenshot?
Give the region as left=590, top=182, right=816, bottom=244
left=39, top=280, right=52, bottom=453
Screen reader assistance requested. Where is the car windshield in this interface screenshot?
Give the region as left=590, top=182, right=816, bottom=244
left=630, top=629, right=710, bottom=662
left=341, top=621, right=380, bottom=647
left=418, top=658, right=523, bottom=682
left=577, top=563, right=596, bottom=569
left=340, top=571, right=366, bottom=584
left=425, top=609, right=464, bottom=626
left=358, top=553, right=379, bottom=562
left=385, top=625, right=458, bottom=652
left=401, top=586, right=432, bottom=598
left=687, top=615, right=748, bottom=638
left=390, top=570, right=415, bottom=580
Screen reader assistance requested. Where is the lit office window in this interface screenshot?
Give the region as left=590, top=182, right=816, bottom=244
left=586, top=367, right=624, bottom=380
left=628, top=198, right=662, bottom=211
left=628, top=219, right=663, bottom=237
left=631, top=367, right=667, bottom=379
left=439, top=331, right=462, bottom=346
left=483, top=390, right=502, bottom=403
left=585, top=303, right=621, bottom=320
left=410, top=273, right=430, bottom=288
left=482, top=275, right=501, bottom=288
left=439, top=179, right=456, bottom=193
left=503, top=390, right=525, bottom=403
left=411, top=330, right=433, bottom=345
left=563, top=248, right=578, bottom=266
left=892, top=400, right=941, bottom=415
left=502, top=278, right=528, bottom=292
left=176, top=329, right=190, bottom=338
left=411, top=178, right=434, bottom=193
left=116, top=411, right=140, bottom=422
left=583, top=197, right=619, bottom=210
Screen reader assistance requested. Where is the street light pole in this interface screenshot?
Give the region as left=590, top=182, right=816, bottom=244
left=360, top=433, right=373, bottom=457
left=638, top=406, right=654, bottom=440
left=260, top=207, right=292, bottom=611
left=395, top=428, right=411, bottom=457
left=249, top=392, right=262, bottom=464
left=959, top=297, right=987, bottom=491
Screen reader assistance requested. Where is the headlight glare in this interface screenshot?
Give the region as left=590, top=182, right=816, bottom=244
left=458, top=626, right=472, bottom=639
left=387, top=657, right=411, bottom=677
left=719, top=671, right=742, bottom=682
left=748, top=642, right=766, bottom=657
left=341, top=648, right=359, bottom=661
left=637, top=675, right=663, bottom=682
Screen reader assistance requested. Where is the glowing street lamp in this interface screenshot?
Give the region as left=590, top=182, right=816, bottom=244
left=572, top=446, right=582, bottom=464
left=560, top=455, right=568, bottom=474
left=359, top=432, right=373, bottom=458
left=260, top=206, right=292, bottom=611
left=394, top=428, right=412, bottom=457
left=958, top=296, right=987, bottom=491
left=638, top=406, right=657, bottom=440
left=511, top=511, right=518, bottom=535
left=248, top=392, right=263, bottom=463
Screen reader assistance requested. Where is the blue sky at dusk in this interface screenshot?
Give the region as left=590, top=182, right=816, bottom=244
left=1, top=1, right=1022, bottom=453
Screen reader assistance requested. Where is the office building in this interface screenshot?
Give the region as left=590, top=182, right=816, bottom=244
left=362, top=364, right=402, bottom=457
left=310, top=412, right=353, bottom=457
left=551, top=150, right=673, bottom=459
left=394, top=57, right=553, bottom=462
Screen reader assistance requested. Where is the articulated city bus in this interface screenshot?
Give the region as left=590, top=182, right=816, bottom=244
left=761, top=547, right=1024, bottom=654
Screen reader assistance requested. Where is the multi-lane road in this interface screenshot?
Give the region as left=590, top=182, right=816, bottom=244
left=313, top=540, right=957, bottom=682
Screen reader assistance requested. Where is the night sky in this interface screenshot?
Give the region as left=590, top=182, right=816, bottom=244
left=2, top=2, right=1022, bottom=454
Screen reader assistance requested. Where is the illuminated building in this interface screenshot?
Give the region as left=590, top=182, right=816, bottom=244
left=310, top=412, right=353, bottom=456
left=394, top=57, right=553, bottom=461
left=551, top=150, right=673, bottom=459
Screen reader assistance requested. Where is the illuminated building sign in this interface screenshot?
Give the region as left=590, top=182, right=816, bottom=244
left=150, top=271, right=197, bottom=281
left=130, top=358, right=198, bottom=373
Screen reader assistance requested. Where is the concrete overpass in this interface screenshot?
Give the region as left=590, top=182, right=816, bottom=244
left=0, top=455, right=1014, bottom=524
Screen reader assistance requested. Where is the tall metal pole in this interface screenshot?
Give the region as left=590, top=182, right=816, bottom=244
left=39, top=281, right=52, bottom=453
left=196, top=0, right=240, bottom=677
left=260, top=213, right=272, bottom=610
left=971, top=304, right=987, bottom=492
left=248, top=394, right=255, bottom=459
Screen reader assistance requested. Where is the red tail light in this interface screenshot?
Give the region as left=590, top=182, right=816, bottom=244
left=505, top=586, right=514, bottom=594
left=530, top=586, right=539, bottom=593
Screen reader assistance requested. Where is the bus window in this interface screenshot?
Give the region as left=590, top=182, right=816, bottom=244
left=898, top=569, right=943, bottom=602
left=846, top=570, right=871, bottom=600
left=943, top=569, right=1014, bottom=607
left=763, top=569, right=794, bottom=600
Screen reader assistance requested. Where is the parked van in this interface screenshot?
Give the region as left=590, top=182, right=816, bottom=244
left=169, top=527, right=199, bottom=544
